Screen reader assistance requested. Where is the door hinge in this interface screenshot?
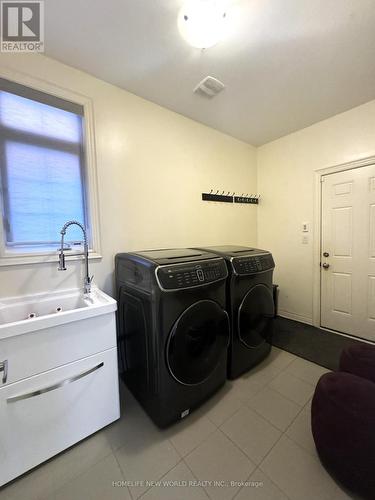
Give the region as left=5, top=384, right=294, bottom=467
left=0, top=360, right=8, bottom=384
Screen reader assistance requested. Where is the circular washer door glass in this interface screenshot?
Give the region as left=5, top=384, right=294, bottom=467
left=238, top=284, right=274, bottom=349
left=167, top=300, right=229, bottom=385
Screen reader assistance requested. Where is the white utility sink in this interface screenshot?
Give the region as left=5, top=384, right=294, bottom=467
left=0, top=286, right=120, bottom=487
left=0, top=287, right=116, bottom=339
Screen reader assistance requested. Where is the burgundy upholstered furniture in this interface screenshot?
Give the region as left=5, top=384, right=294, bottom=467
left=311, top=371, right=375, bottom=499
left=340, top=343, right=375, bottom=384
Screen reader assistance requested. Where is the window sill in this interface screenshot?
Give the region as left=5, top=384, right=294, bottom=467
left=0, top=251, right=102, bottom=267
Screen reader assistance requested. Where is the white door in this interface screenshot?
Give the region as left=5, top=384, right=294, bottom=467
left=321, top=164, right=375, bottom=341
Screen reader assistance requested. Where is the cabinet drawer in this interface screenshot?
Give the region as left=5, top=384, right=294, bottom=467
left=0, top=347, right=120, bottom=486
left=0, top=312, right=116, bottom=387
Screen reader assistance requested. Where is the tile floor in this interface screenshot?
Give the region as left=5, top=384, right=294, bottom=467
left=0, top=348, right=357, bottom=500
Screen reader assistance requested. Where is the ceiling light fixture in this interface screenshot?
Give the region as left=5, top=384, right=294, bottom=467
left=178, top=0, right=228, bottom=49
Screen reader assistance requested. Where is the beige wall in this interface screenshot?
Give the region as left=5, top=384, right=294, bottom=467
left=257, top=100, right=375, bottom=324
left=2, top=52, right=375, bottom=322
left=0, top=54, right=257, bottom=299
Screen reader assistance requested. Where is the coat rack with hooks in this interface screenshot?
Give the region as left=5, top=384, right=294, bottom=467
left=202, top=190, right=260, bottom=204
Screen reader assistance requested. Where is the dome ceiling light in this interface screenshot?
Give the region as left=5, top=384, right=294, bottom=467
left=178, top=0, right=229, bottom=49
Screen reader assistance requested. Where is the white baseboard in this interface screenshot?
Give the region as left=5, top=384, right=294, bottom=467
left=278, top=310, right=313, bottom=326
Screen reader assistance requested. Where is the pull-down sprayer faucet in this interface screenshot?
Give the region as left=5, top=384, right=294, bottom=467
left=58, top=220, right=93, bottom=294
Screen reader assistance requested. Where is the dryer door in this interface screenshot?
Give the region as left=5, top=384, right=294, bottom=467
left=167, top=300, right=229, bottom=386
left=238, top=284, right=274, bottom=349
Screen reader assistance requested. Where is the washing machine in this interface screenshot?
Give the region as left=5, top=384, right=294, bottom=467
left=196, top=246, right=275, bottom=379
left=115, top=248, right=230, bottom=427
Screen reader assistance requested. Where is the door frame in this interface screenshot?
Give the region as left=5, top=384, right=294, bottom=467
left=312, top=154, right=375, bottom=329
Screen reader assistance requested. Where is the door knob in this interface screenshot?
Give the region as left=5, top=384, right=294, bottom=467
left=322, top=263, right=330, bottom=269
left=323, top=252, right=329, bottom=258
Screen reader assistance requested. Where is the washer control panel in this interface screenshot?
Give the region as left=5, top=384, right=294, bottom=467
left=157, top=259, right=228, bottom=290
left=232, top=253, right=274, bottom=275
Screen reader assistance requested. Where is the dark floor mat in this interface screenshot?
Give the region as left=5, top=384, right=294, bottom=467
left=272, top=316, right=363, bottom=371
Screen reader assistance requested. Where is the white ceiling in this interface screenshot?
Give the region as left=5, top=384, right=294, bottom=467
left=44, top=0, right=375, bottom=146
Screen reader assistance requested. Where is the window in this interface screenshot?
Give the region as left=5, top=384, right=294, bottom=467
left=0, top=76, right=99, bottom=264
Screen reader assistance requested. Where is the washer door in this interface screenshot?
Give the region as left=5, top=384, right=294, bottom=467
left=238, top=284, right=274, bottom=349
left=167, top=300, right=229, bottom=385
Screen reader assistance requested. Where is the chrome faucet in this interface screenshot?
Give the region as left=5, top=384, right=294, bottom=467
left=58, top=220, right=93, bottom=294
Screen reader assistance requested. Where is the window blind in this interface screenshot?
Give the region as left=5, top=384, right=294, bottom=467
left=0, top=78, right=88, bottom=247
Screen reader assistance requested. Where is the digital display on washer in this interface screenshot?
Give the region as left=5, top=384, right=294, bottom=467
left=232, top=254, right=275, bottom=275
left=157, top=260, right=228, bottom=290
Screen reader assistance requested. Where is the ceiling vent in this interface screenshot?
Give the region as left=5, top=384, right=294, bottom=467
left=193, top=76, right=225, bottom=98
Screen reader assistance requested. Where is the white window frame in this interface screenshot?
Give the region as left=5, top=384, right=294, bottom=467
left=0, top=67, right=102, bottom=267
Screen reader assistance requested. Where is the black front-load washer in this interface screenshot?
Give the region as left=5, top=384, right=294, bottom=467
left=196, top=246, right=275, bottom=379
left=115, top=248, right=230, bottom=427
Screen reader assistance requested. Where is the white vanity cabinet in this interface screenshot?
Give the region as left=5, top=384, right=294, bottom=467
left=0, top=288, right=120, bottom=487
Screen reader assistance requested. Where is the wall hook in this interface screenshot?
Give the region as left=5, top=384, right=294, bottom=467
left=202, top=189, right=260, bottom=205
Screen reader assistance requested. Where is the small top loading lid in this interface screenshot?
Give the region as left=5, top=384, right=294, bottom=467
left=197, top=245, right=268, bottom=258
left=132, top=248, right=219, bottom=265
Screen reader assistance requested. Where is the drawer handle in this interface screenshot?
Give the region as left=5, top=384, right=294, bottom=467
left=6, top=362, right=104, bottom=404
left=0, top=360, right=8, bottom=384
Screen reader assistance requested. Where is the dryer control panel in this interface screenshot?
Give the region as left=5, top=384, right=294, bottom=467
left=232, top=253, right=274, bottom=276
left=156, top=259, right=228, bottom=290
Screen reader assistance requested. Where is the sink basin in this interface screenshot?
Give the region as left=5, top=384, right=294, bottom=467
left=0, top=286, right=119, bottom=487
left=0, top=287, right=117, bottom=339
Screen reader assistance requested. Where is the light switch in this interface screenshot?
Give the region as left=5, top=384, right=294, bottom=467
left=302, top=222, right=309, bottom=232
left=302, top=235, right=309, bottom=244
